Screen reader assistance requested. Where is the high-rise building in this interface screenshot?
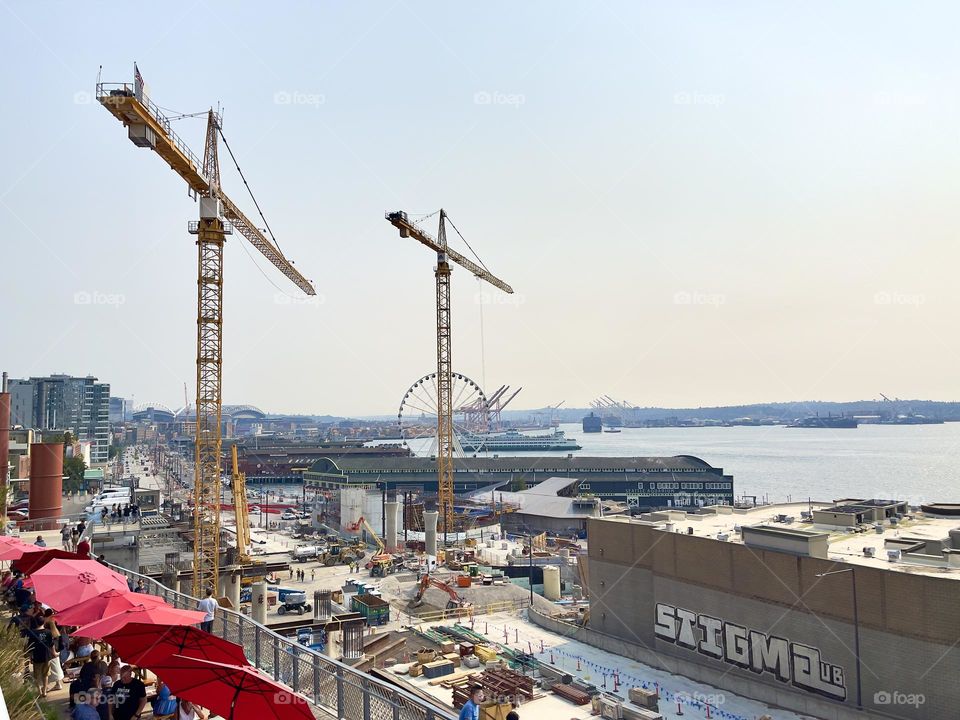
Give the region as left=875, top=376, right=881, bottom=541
left=9, top=375, right=111, bottom=464
left=109, top=396, right=129, bottom=423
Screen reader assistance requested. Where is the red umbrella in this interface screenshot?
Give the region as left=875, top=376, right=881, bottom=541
left=30, top=558, right=129, bottom=610
left=14, top=548, right=83, bottom=575
left=55, top=589, right=168, bottom=626
left=74, top=604, right=206, bottom=639
left=150, top=655, right=314, bottom=720
left=104, top=622, right=250, bottom=667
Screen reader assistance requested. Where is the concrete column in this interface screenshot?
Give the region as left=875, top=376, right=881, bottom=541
left=228, top=570, right=241, bottom=610
left=178, top=575, right=193, bottom=597
left=252, top=581, right=267, bottom=625
left=217, top=572, right=231, bottom=602
left=424, top=510, right=439, bottom=559
left=384, top=501, right=400, bottom=552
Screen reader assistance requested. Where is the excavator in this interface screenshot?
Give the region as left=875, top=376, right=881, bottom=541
left=410, top=575, right=471, bottom=610
left=346, top=516, right=402, bottom=577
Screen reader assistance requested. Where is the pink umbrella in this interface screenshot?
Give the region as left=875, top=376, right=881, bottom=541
left=55, top=589, right=168, bottom=626
left=74, top=604, right=206, bottom=639
left=30, top=558, right=129, bottom=610
left=0, top=542, right=31, bottom=561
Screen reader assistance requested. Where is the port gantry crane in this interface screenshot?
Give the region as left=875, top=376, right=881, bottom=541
left=386, top=210, right=513, bottom=546
left=97, top=66, right=316, bottom=596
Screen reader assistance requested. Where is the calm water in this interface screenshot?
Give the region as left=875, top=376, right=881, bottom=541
left=403, top=422, right=960, bottom=505
left=544, top=422, right=960, bottom=504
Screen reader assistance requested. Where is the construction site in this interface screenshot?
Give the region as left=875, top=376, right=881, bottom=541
left=0, top=65, right=832, bottom=720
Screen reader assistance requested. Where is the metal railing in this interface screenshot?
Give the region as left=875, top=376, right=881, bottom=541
left=110, top=565, right=455, bottom=720
left=409, top=599, right=530, bottom=625
left=95, top=83, right=206, bottom=182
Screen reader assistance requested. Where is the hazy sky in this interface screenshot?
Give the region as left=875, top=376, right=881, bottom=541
left=3, top=2, right=960, bottom=416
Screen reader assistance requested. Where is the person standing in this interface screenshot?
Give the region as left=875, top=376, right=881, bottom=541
left=311, top=568, right=315, bottom=581
left=26, top=615, right=55, bottom=696
left=44, top=609, right=65, bottom=691
left=61, top=524, right=72, bottom=550
left=459, top=685, right=485, bottom=720
left=71, top=527, right=80, bottom=552
left=197, top=588, right=218, bottom=633
left=109, top=666, right=146, bottom=720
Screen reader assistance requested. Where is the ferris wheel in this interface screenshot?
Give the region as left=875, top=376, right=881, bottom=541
left=397, top=372, right=489, bottom=457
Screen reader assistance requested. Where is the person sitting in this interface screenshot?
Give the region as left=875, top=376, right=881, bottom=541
left=152, top=682, right=177, bottom=717
left=72, top=687, right=101, bottom=720
left=110, top=665, right=147, bottom=720
left=34, top=535, right=47, bottom=547
left=74, top=638, right=95, bottom=658
left=177, top=699, right=208, bottom=720
left=101, top=659, right=120, bottom=689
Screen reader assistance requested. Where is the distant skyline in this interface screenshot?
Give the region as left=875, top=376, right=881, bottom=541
left=5, top=3, right=960, bottom=415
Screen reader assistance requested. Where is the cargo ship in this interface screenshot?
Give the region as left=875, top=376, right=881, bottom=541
left=582, top=412, right=602, bottom=433
left=459, top=428, right=581, bottom=452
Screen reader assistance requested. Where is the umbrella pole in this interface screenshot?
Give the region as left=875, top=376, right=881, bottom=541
left=230, top=681, right=244, bottom=720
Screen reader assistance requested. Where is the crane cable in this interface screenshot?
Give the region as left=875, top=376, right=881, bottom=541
left=217, top=127, right=285, bottom=256
left=444, top=214, right=491, bottom=275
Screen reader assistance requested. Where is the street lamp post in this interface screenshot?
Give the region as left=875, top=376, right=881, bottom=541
left=816, top=568, right=861, bottom=709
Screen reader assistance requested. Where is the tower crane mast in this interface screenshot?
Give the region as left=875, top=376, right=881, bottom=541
left=98, top=67, right=315, bottom=596
left=386, top=210, right=513, bottom=545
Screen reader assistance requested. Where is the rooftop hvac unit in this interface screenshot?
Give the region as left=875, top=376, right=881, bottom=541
left=863, top=547, right=876, bottom=557
left=687, top=527, right=694, bottom=535
left=874, top=524, right=884, bottom=534
left=717, top=533, right=729, bottom=541
left=890, top=517, right=899, bottom=525
left=887, top=549, right=902, bottom=562
left=664, top=522, right=674, bottom=532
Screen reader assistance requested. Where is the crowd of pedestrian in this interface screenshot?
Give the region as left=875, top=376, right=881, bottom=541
left=98, top=503, right=141, bottom=524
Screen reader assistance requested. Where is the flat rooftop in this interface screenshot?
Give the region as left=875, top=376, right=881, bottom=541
left=306, top=454, right=726, bottom=474
left=605, top=501, right=960, bottom=579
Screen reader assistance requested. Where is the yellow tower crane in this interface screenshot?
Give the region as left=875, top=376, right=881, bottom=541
left=385, top=210, right=513, bottom=545
left=97, top=66, right=315, bottom=596
left=231, top=445, right=252, bottom=563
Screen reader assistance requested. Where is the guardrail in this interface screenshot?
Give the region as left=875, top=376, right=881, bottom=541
left=408, top=599, right=530, bottom=624
left=111, top=566, right=456, bottom=720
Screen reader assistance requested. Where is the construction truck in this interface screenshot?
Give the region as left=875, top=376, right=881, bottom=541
left=318, top=538, right=366, bottom=566
left=345, top=516, right=401, bottom=577
left=410, top=575, right=470, bottom=610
